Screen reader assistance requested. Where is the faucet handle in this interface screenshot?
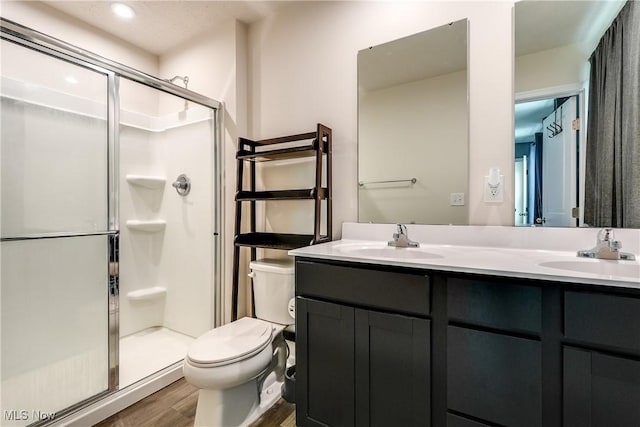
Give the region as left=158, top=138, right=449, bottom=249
left=597, top=228, right=614, bottom=243
left=397, top=223, right=407, bottom=236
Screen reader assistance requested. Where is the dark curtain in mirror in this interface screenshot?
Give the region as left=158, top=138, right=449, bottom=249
left=585, top=0, right=640, bottom=228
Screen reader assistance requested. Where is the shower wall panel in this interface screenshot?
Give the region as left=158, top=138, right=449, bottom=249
left=118, top=79, right=215, bottom=340
left=119, top=122, right=166, bottom=337
left=158, top=110, right=214, bottom=338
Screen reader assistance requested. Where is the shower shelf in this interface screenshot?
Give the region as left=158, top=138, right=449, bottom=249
left=126, top=220, right=166, bottom=233
left=232, top=124, right=332, bottom=321
left=127, top=286, right=167, bottom=301
left=126, top=175, right=166, bottom=189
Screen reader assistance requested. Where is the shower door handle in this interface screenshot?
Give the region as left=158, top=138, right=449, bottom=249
left=109, top=233, right=119, bottom=296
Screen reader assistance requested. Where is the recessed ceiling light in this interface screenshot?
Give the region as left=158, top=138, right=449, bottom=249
left=111, top=3, right=135, bottom=20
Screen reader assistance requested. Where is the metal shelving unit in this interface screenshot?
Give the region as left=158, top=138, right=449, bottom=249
left=232, top=123, right=332, bottom=320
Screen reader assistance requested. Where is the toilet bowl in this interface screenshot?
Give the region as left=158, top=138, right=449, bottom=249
left=184, top=257, right=294, bottom=426
left=184, top=317, right=287, bottom=427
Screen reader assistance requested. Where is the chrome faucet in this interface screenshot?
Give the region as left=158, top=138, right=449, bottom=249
left=388, top=224, right=420, bottom=248
left=577, top=228, right=636, bottom=261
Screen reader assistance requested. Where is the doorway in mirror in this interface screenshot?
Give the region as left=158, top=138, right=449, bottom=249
left=514, top=94, right=580, bottom=227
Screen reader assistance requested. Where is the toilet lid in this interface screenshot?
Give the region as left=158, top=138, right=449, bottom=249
left=187, top=317, right=273, bottom=367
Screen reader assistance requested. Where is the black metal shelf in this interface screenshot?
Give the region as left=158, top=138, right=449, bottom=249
left=232, top=124, right=332, bottom=320
left=235, top=232, right=319, bottom=250
left=237, top=145, right=318, bottom=162
left=236, top=188, right=328, bottom=201
left=240, top=132, right=316, bottom=146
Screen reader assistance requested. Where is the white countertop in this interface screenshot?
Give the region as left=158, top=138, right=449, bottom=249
left=289, top=224, right=640, bottom=290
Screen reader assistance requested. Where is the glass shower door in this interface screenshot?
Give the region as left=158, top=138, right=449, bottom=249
left=1, top=39, right=113, bottom=425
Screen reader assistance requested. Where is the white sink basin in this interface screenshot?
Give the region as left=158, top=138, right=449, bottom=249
left=334, top=242, right=443, bottom=260
left=539, top=260, right=640, bottom=279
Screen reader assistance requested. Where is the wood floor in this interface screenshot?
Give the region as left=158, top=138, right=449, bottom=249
left=94, top=378, right=295, bottom=427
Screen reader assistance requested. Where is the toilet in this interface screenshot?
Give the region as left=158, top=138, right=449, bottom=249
left=183, top=258, right=294, bottom=427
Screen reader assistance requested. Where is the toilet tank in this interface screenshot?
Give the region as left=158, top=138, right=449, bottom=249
left=249, top=258, right=295, bottom=325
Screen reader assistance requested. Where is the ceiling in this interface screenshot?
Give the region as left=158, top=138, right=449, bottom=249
left=42, top=0, right=291, bottom=56
left=39, top=1, right=625, bottom=60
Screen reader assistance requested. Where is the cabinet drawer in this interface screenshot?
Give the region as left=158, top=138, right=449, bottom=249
left=296, top=260, right=430, bottom=316
left=447, top=277, right=541, bottom=334
left=565, top=291, right=640, bottom=353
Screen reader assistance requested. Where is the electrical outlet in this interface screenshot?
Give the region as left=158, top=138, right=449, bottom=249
left=450, top=193, right=465, bottom=206
left=484, top=176, right=504, bottom=203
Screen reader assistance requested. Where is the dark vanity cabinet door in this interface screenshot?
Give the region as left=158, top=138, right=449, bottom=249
left=296, top=296, right=431, bottom=427
left=446, top=277, right=543, bottom=426
left=355, top=309, right=430, bottom=427
left=296, top=297, right=355, bottom=427
left=564, top=347, right=640, bottom=426
left=447, top=325, right=542, bottom=427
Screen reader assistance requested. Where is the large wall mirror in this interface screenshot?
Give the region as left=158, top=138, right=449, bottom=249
left=514, top=0, right=638, bottom=228
left=357, top=19, right=468, bottom=225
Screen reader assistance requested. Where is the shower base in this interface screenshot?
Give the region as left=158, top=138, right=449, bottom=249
left=119, top=327, right=194, bottom=388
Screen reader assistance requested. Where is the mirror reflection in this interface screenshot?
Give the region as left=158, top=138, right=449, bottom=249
left=514, top=0, right=639, bottom=228
left=358, top=20, right=468, bottom=225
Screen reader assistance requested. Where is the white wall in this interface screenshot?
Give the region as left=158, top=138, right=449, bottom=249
left=359, top=70, right=468, bottom=224
left=515, top=44, right=589, bottom=94
left=248, top=1, right=515, bottom=232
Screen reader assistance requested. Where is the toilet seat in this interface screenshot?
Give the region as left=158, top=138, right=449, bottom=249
left=186, top=317, right=273, bottom=368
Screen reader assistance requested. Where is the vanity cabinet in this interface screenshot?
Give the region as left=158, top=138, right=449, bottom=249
left=295, top=260, right=431, bottom=427
left=563, top=290, right=640, bottom=427
left=563, top=346, right=640, bottom=426
left=296, top=297, right=355, bottom=427
left=447, top=326, right=542, bottom=426
left=294, top=256, right=640, bottom=427
left=446, top=278, right=543, bottom=426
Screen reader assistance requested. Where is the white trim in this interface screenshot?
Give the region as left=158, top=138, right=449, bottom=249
left=515, top=82, right=584, bottom=103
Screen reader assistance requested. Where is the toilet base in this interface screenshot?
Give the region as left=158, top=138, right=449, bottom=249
left=193, top=374, right=283, bottom=427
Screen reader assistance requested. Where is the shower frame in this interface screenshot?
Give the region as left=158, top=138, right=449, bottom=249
left=0, top=17, right=223, bottom=423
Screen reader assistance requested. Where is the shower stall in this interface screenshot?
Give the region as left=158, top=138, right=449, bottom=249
left=0, top=19, right=222, bottom=426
